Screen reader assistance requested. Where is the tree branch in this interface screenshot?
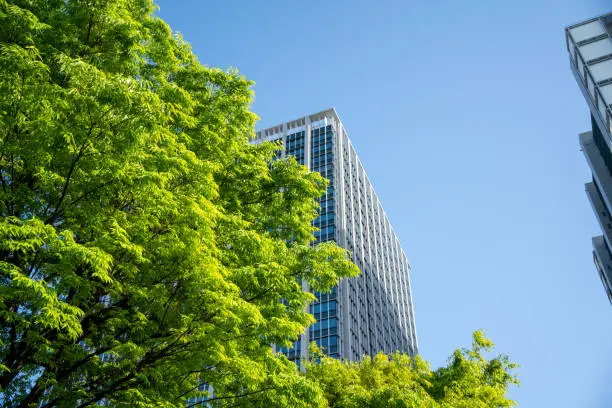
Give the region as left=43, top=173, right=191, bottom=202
left=45, top=125, right=94, bottom=224
left=186, top=386, right=276, bottom=408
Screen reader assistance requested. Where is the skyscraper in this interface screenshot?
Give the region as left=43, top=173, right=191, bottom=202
left=566, top=12, right=612, bottom=305
left=253, top=108, right=418, bottom=363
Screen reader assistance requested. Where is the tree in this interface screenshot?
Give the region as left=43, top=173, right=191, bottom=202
left=304, top=330, right=519, bottom=408
left=0, top=1, right=358, bottom=407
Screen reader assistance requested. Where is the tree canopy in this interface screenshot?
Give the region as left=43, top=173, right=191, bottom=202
left=0, top=1, right=518, bottom=407
left=304, top=330, right=519, bottom=408
left=0, top=0, right=357, bottom=406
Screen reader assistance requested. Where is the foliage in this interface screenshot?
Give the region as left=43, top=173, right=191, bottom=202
left=304, top=330, right=519, bottom=408
left=0, top=1, right=520, bottom=407
left=0, top=0, right=358, bottom=407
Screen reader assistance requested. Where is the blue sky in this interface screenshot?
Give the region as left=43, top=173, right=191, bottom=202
left=156, top=1, right=611, bottom=406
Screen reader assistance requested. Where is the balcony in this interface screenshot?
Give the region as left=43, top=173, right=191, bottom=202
left=592, top=236, right=612, bottom=305
left=585, top=181, right=612, bottom=244
left=580, top=131, right=612, bottom=214
left=566, top=13, right=612, bottom=138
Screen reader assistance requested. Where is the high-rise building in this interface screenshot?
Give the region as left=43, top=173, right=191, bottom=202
left=566, top=12, right=612, bottom=305
left=253, top=108, right=418, bottom=363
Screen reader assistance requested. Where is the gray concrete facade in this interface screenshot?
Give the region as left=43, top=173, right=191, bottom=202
left=566, top=12, right=612, bottom=305
left=253, top=108, right=418, bottom=362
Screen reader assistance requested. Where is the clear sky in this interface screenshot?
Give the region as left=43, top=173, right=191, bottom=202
left=156, top=1, right=611, bottom=406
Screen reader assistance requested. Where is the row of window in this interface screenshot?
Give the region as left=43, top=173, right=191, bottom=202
left=313, top=285, right=338, bottom=302
left=282, top=148, right=333, bottom=163
left=314, top=211, right=335, bottom=225
left=314, top=335, right=339, bottom=354
left=287, top=130, right=306, bottom=140
left=311, top=124, right=333, bottom=135
left=314, top=225, right=335, bottom=239
left=309, top=317, right=339, bottom=339
left=312, top=149, right=333, bottom=160
left=311, top=134, right=332, bottom=146
left=310, top=299, right=337, bottom=315
left=314, top=163, right=334, bottom=175
left=320, top=198, right=335, bottom=212
left=312, top=155, right=333, bottom=168
left=287, top=147, right=304, bottom=156
left=312, top=141, right=333, bottom=155
left=286, top=143, right=305, bottom=153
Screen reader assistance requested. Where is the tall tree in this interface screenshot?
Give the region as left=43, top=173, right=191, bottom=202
left=0, top=1, right=358, bottom=407
left=304, top=330, right=519, bottom=408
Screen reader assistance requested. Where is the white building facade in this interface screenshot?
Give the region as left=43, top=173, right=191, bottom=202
left=253, top=108, right=418, bottom=363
